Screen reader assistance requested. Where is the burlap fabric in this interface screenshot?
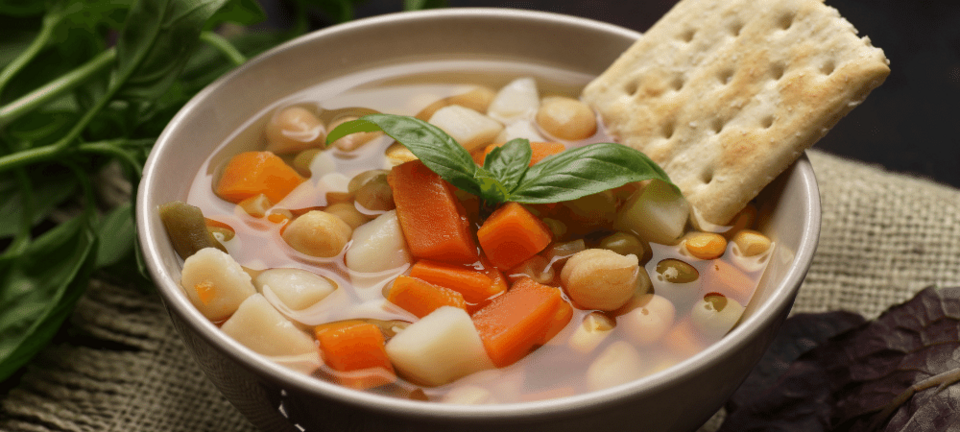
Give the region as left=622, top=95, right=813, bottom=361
left=2, top=150, right=959, bottom=432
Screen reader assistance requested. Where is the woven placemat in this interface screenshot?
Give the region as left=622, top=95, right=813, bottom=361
left=2, top=150, right=959, bottom=432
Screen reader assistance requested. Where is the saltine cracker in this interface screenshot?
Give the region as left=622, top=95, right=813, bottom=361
left=582, top=0, right=889, bottom=224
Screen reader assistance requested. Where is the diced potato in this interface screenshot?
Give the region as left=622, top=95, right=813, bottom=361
left=620, top=294, right=676, bottom=346
left=324, top=202, right=368, bottom=229
left=428, top=105, right=503, bottom=152
left=442, top=385, right=498, bottom=405
left=487, top=77, right=540, bottom=123
left=586, top=341, right=647, bottom=392
left=613, top=180, right=691, bottom=245
left=494, top=120, right=546, bottom=143
left=253, top=268, right=336, bottom=311
left=345, top=210, right=412, bottom=273
left=568, top=312, right=615, bottom=354
left=180, top=247, right=256, bottom=321
left=220, top=294, right=321, bottom=374
left=690, top=293, right=745, bottom=341
left=385, top=306, right=494, bottom=386
left=535, top=96, right=597, bottom=141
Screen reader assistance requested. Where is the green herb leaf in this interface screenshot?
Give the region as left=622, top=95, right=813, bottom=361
left=115, top=0, right=231, bottom=101
left=95, top=202, right=135, bottom=269
left=0, top=169, right=78, bottom=238
left=204, top=0, right=265, bottom=29
left=510, top=142, right=677, bottom=204
left=327, top=114, right=485, bottom=197
left=331, top=114, right=676, bottom=205
left=0, top=214, right=97, bottom=382
left=404, top=0, right=447, bottom=11
left=483, top=138, right=531, bottom=193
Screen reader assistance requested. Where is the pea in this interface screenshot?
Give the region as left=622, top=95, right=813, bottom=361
left=655, top=258, right=699, bottom=283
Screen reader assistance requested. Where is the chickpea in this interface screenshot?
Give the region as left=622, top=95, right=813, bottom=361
left=448, top=86, right=496, bottom=113
left=281, top=210, right=352, bottom=257
left=690, top=293, right=745, bottom=341
left=386, top=142, right=417, bottom=165
left=599, top=232, right=650, bottom=262
left=619, top=294, right=676, bottom=346
left=324, top=202, right=369, bottom=229
left=535, top=96, right=597, bottom=141
left=292, top=148, right=321, bottom=176
left=265, top=106, right=325, bottom=154
left=328, top=116, right=383, bottom=151
left=560, top=249, right=639, bottom=311
left=349, top=170, right=394, bottom=211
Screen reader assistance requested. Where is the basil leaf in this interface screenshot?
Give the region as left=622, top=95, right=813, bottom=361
left=484, top=138, right=531, bottom=193
left=508, top=142, right=676, bottom=204
left=0, top=214, right=97, bottom=382
left=0, top=169, right=78, bottom=238
left=95, top=202, right=134, bottom=269
left=204, top=0, right=265, bottom=29
left=115, top=0, right=230, bottom=101
left=327, top=114, right=484, bottom=197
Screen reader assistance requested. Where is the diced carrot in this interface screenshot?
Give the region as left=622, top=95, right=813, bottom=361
left=480, top=142, right=566, bottom=166
left=477, top=202, right=553, bottom=270
left=537, top=300, right=573, bottom=345
left=472, top=278, right=563, bottom=367
left=315, top=322, right=396, bottom=389
left=409, top=260, right=503, bottom=304
left=215, top=151, right=304, bottom=204
left=388, top=160, right=479, bottom=264
left=386, top=275, right=467, bottom=318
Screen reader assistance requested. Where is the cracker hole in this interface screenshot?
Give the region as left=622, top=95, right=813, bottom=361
left=701, top=166, right=714, bottom=185
left=761, top=115, right=775, bottom=129
left=729, top=21, right=744, bottom=37
left=820, top=59, right=836, bottom=75
left=679, top=29, right=696, bottom=43
left=771, top=63, right=785, bottom=80
left=777, top=12, right=795, bottom=30
left=671, top=75, right=685, bottom=91
left=625, top=80, right=640, bottom=96
left=718, top=68, right=735, bottom=85
left=662, top=121, right=675, bottom=139
left=712, top=117, right=726, bottom=134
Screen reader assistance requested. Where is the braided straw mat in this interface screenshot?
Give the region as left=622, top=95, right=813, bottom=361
left=2, top=150, right=959, bottom=432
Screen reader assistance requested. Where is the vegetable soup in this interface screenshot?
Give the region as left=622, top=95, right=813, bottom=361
left=160, top=61, right=774, bottom=404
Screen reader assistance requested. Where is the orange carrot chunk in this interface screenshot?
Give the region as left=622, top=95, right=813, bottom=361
left=315, top=322, right=396, bottom=389
left=480, top=141, right=566, bottom=166
left=386, top=275, right=467, bottom=318
left=472, top=278, right=563, bottom=367
left=409, top=260, right=505, bottom=304
left=215, top=151, right=304, bottom=204
left=477, top=202, right=553, bottom=270
left=537, top=300, right=573, bottom=345
left=388, top=160, right=479, bottom=264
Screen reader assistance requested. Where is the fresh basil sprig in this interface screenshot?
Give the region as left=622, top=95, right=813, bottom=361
left=326, top=113, right=677, bottom=205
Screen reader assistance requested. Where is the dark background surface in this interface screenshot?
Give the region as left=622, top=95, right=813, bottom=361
left=303, top=0, right=960, bottom=188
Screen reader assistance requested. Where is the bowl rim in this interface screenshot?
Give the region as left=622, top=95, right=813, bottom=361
left=137, top=6, right=822, bottom=423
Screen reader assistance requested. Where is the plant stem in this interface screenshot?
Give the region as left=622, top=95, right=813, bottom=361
left=0, top=14, right=60, bottom=95
left=199, top=32, right=246, bottom=66
left=78, top=140, right=146, bottom=177
left=0, top=49, right=116, bottom=128
left=0, top=144, right=61, bottom=173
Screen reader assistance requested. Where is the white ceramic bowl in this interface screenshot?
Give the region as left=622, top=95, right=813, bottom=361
left=137, top=8, right=820, bottom=432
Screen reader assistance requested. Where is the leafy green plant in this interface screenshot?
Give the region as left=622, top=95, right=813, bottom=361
left=0, top=0, right=434, bottom=383
left=326, top=114, right=676, bottom=206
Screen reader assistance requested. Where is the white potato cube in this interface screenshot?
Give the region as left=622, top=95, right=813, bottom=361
left=428, top=105, right=503, bottom=152
left=385, top=306, right=494, bottom=386
left=346, top=210, right=412, bottom=273
left=620, top=294, right=676, bottom=346
left=220, top=294, right=321, bottom=373
left=180, top=247, right=256, bottom=321
left=253, top=268, right=336, bottom=310
left=487, top=77, right=540, bottom=123
left=495, top=120, right=546, bottom=144
left=586, top=341, right=647, bottom=392
left=614, top=180, right=691, bottom=245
